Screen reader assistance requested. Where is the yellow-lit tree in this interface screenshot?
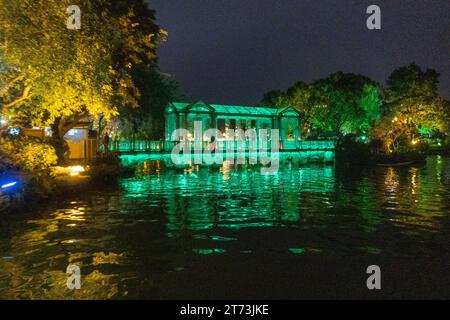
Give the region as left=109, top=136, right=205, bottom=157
left=371, top=64, right=450, bottom=153
left=0, top=0, right=167, bottom=161
left=385, top=64, right=449, bottom=135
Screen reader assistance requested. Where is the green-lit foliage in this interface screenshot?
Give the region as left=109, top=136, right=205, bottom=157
left=285, top=82, right=316, bottom=133
left=262, top=64, right=449, bottom=154
left=262, top=90, right=289, bottom=108
left=385, top=64, right=449, bottom=134
left=310, top=73, right=382, bottom=138
left=117, top=68, right=180, bottom=141
left=262, top=73, right=383, bottom=138
left=371, top=64, right=450, bottom=153
left=357, top=84, right=383, bottom=133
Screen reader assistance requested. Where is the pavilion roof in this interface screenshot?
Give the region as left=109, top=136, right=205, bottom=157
left=168, top=101, right=298, bottom=117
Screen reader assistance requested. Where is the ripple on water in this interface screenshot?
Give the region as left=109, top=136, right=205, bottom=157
left=0, top=156, right=449, bottom=298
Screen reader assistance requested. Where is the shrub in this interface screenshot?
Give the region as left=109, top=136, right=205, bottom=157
left=0, top=136, right=58, bottom=172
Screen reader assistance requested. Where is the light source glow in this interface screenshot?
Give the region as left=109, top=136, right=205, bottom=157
left=1, top=181, right=17, bottom=189
left=68, top=166, right=85, bottom=176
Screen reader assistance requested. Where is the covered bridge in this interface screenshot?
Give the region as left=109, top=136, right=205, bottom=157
left=165, top=101, right=302, bottom=150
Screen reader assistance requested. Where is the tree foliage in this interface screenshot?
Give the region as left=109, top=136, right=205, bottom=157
left=310, top=73, right=382, bottom=137
left=261, top=63, right=449, bottom=155
left=384, top=63, right=449, bottom=134
left=0, top=0, right=167, bottom=161
left=116, top=68, right=180, bottom=141
left=0, top=136, right=58, bottom=172
left=262, top=73, right=383, bottom=138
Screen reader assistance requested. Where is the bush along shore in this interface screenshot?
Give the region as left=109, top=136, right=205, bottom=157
left=334, top=136, right=446, bottom=167
left=0, top=136, right=129, bottom=213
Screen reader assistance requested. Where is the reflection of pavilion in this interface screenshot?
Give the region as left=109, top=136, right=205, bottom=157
left=121, top=160, right=336, bottom=233
left=165, top=101, right=302, bottom=150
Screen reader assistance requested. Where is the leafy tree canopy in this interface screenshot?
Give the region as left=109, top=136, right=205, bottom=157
left=262, top=73, right=383, bottom=138
left=384, top=63, right=449, bottom=133
left=0, top=0, right=168, bottom=160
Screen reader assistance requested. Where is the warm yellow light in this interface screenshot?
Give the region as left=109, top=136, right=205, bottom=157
left=53, top=165, right=88, bottom=177
left=411, top=139, right=419, bottom=145
left=69, top=166, right=85, bottom=173
left=392, top=117, right=399, bottom=123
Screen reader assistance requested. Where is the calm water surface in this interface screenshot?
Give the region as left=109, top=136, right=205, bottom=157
left=1, top=155, right=450, bottom=299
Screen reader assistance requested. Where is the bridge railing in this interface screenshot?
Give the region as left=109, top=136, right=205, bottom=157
left=110, top=139, right=335, bottom=153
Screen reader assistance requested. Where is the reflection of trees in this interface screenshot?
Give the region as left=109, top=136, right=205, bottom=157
left=334, top=159, right=450, bottom=235
left=367, top=157, right=448, bottom=234
left=0, top=201, right=128, bottom=299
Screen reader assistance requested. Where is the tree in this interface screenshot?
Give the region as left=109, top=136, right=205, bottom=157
left=261, top=74, right=383, bottom=140
left=261, top=90, right=289, bottom=107
left=370, top=116, right=411, bottom=153
left=309, top=72, right=382, bottom=140
left=0, top=0, right=167, bottom=162
left=368, top=64, right=450, bottom=153
left=383, top=64, right=449, bottom=140
left=0, top=56, right=32, bottom=112
left=116, top=68, right=180, bottom=142
left=285, top=82, right=315, bottom=132
left=262, top=83, right=315, bottom=133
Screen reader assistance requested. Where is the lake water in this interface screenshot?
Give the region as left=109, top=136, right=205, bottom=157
left=1, top=155, right=450, bottom=299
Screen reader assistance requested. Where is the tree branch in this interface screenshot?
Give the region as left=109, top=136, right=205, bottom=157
left=61, top=110, right=90, bottom=136
left=0, top=75, right=25, bottom=97
left=2, top=85, right=32, bottom=109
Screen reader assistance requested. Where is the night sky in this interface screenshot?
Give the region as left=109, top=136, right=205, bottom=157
left=148, top=0, right=449, bottom=105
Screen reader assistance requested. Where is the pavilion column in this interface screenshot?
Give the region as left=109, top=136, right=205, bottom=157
left=211, top=112, right=217, bottom=130
left=298, top=116, right=302, bottom=141
left=182, top=112, right=188, bottom=130
left=175, top=112, right=180, bottom=131
left=277, top=116, right=282, bottom=141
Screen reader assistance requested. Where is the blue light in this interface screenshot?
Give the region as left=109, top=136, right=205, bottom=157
left=8, top=128, right=20, bottom=136
left=1, top=181, right=17, bottom=189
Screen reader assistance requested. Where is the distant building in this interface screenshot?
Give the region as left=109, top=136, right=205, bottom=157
left=19, top=121, right=97, bottom=162
left=165, top=101, right=302, bottom=150
left=63, top=121, right=97, bottom=161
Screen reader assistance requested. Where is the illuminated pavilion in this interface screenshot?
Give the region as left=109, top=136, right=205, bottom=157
left=165, top=101, right=302, bottom=150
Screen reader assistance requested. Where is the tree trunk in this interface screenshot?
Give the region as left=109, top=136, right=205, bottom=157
left=51, top=117, right=71, bottom=164
left=51, top=111, right=88, bottom=164
left=97, top=115, right=110, bottom=155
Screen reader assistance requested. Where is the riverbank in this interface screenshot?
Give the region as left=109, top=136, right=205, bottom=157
left=0, top=162, right=132, bottom=214
left=335, top=140, right=440, bottom=167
